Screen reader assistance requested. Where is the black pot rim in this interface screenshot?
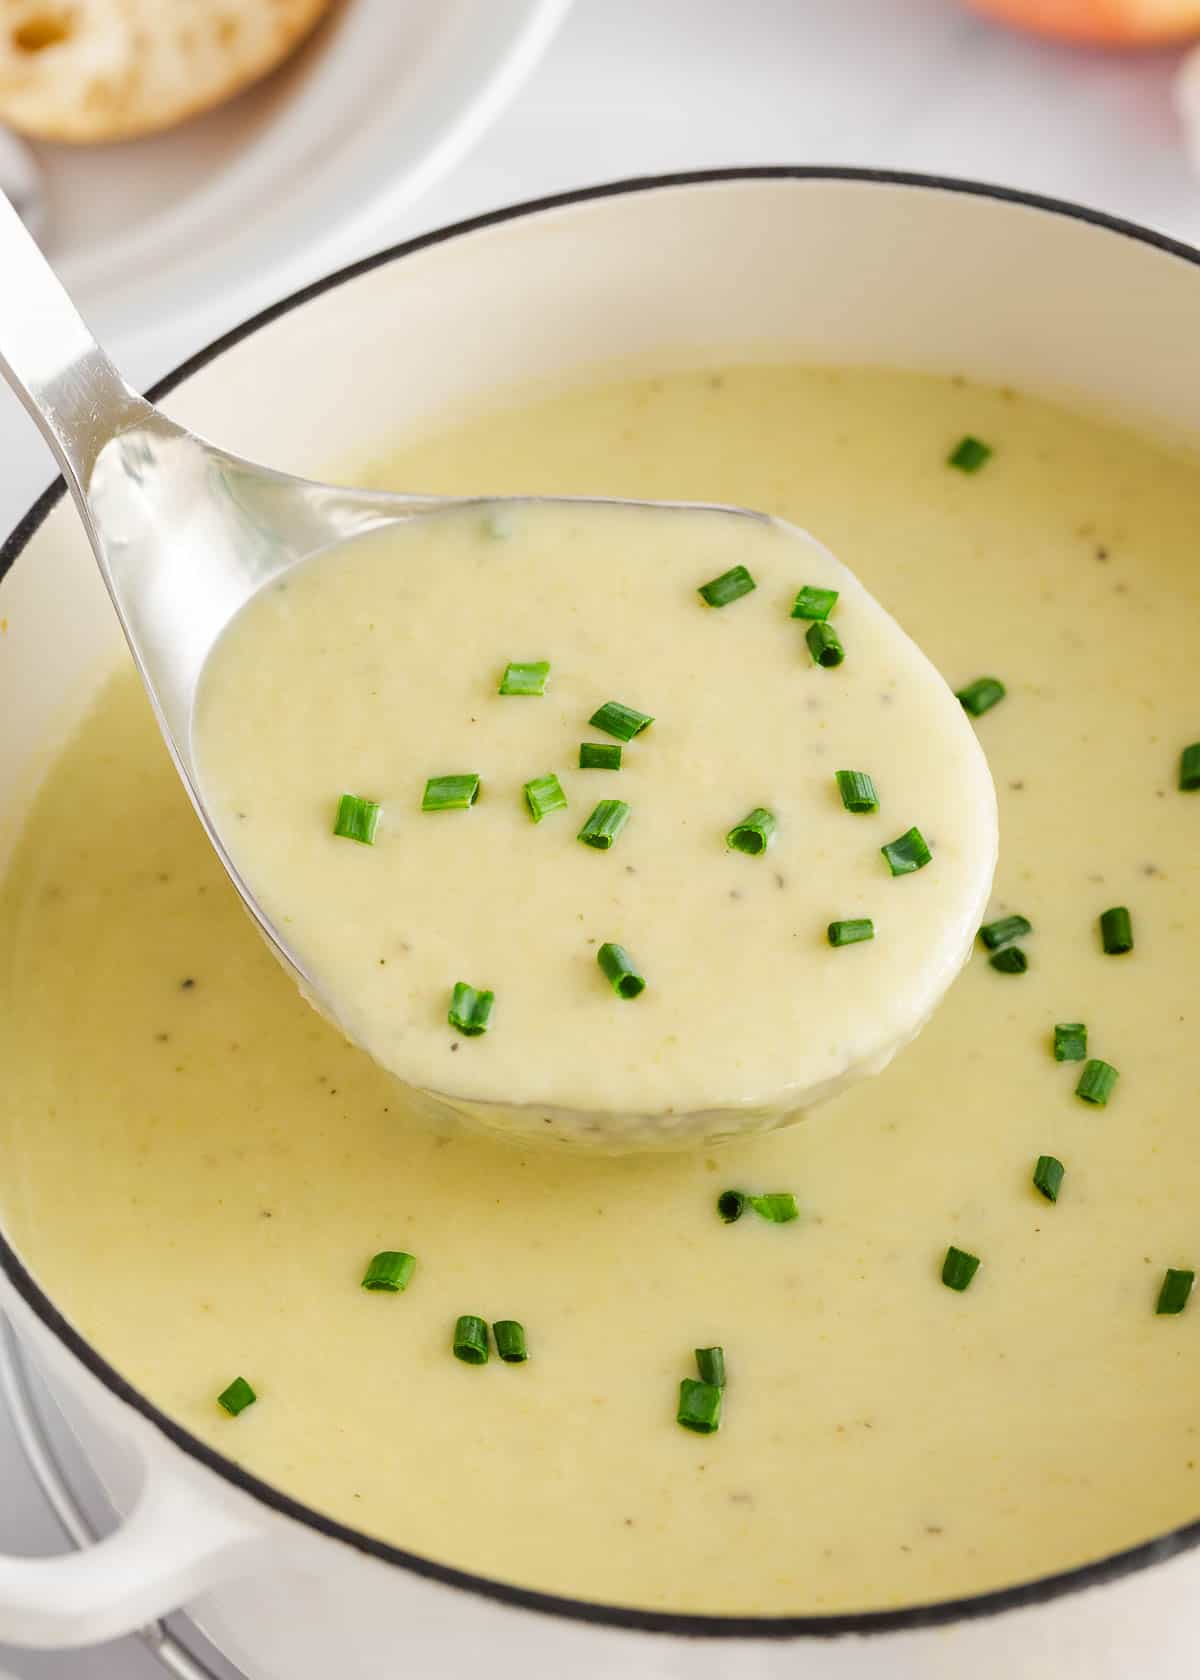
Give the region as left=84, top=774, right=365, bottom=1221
left=3, top=166, right=1200, bottom=1644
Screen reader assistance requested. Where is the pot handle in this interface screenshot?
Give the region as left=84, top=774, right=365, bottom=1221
left=0, top=1453, right=267, bottom=1649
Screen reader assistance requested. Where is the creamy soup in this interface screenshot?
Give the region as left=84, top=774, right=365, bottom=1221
left=3, top=364, right=1200, bottom=1616
left=192, top=500, right=995, bottom=1145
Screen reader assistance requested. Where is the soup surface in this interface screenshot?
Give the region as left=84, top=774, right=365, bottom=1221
left=193, top=500, right=994, bottom=1144
left=3, top=364, right=1200, bottom=1615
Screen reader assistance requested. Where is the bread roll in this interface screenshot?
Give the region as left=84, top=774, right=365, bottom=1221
left=0, top=0, right=335, bottom=143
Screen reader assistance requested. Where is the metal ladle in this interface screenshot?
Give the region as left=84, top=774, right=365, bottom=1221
left=0, top=190, right=997, bottom=1149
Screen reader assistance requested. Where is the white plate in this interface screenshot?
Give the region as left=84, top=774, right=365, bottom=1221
left=21, top=0, right=571, bottom=349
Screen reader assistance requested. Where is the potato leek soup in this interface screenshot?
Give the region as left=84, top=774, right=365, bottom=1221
left=191, top=500, right=996, bottom=1145
left=3, top=364, right=1200, bottom=1616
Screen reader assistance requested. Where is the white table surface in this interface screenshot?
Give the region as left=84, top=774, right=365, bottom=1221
left=1, top=0, right=1198, bottom=1673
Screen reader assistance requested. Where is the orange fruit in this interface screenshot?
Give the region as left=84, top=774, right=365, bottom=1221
left=965, top=0, right=1200, bottom=44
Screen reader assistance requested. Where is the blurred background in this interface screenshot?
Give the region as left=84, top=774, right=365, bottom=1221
left=2, top=0, right=1200, bottom=1672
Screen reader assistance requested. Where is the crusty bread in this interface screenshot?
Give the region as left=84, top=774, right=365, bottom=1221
left=0, top=0, right=335, bottom=143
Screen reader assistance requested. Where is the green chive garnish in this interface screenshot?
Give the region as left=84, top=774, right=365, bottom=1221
left=361, top=1251, right=416, bottom=1292
left=494, top=1320, right=528, bottom=1363
left=828, top=918, right=874, bottom=947
left=698, top=565, right=756, bottom=608
left=1157, top=1269, right=1195, bottom=1315
left=882, top=827, right=932, bottom=876
left=790, top=585, right=838, bottom=622
left=217, top=1376, right=256, bottom=1417
left=979, top=914, right=1031, bottom=950
left=717, top=1190, right=746, bottom=1223
left=990, top=946, right=1028, bottom=974
left=482, top=509, right=513, bottom=540
left=748, top=1192, right=799, bottom=1224
left=1099, top=906, right=1133, bottom=955
left=597, top=942, right=646, bottom=998
left=1032, top=1155, right=1064, bottom=1203
left=523, top=773, right=567, bottom=823
left=499, top=660, right=550, bottom=696
left=588, top=701, right=653, bottom=742
left=579, top=742, right=622, bottom=771
left=1179, top=743, right=1200, bottom=791
left=578, top=799, right=631, bottom=850
left=941, top=1246, right=980, bottom=1291
left=1076, top=1058, right=1118, bottom=1105
left=806, top=621, right=845, bottom=667
left=695, top=1346, right=726, bottom=1387
left=677, top=1378, right=722, bottom=1434
left=422, top=774, right=480, bottom=812
left=726, top=807, right=777, bottom=855
left=453, top=1315, right=489, bottom=1364
left=333, top=794, right=380, bottom=845
left=948, top=436, right=992, bottom=473
left=1054, top=1022, right=1087, bottom=1062
left=836, top=770, right=879, bottom=814
left=449, top=982, right=494, bottom=1037
left=956, top=677, right=1006, bottom=717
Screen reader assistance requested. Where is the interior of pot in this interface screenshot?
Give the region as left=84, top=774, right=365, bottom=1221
left=3, top=172, right=1200, bottom=1635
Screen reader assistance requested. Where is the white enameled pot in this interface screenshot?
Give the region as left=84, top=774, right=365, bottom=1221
left=2, top=171, right=1200, bottom=1678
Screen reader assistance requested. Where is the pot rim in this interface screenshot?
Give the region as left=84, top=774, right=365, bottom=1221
left=3, top=166, right=1200, bottom=1642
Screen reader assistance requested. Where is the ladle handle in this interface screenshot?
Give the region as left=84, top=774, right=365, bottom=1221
left=0, top=191, right=153, bottom=498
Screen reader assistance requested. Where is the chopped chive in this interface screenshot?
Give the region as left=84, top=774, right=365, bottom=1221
left=588, top=701, right=653, bottom=742
left=1076, top=1058, right=1118, bottom=1106
left=597, top=942, right=646, bottom=998
left=790, top=584, right=839, bottom=622
left=1053, top=1022, right=1087, bottom=1062
left=453, top=1315, right=489, bottom=1364
left=449, top=982, right=494, bottom=1037
left=695, top=1346, right=726, bottom=1387
left=1099, top=906, right=1133, bottom=955
left=579, top=742, right=622, bottom=771
left=677, top=1377, right=722, bottom=1434
left=422, top=774, right=480, bottom=812
left=979, top=914, right=1031, bottom=950
left=494, top=1320, right=528, bottom=1362
left=361, top=1251, right=416, bottom=1292
left=948, top=435, right=992, bottom=473
left=1156, top=1268, right=1195, bottom=1315
left=748, top=1192, right=799, bottom=1224
left=881, top=826, right=932, bottom=877
left=717, top=1189, right=746, bottom=1223
left=836, top=770, right=879, bottom=814
left=698, top=565, right=756, bottom=608
left=941, top=1246, right=980, bottom=1292
left=499, top=660, right=550, bottom=696
left=1179, top=742, right=1200, bottom=791
left=482, top=508, right=513, bottom=540
left=806, top=620, right=845, bottom=668
left=217, top=1376, right=256, bottom=1417
left=726, top=807, right=777, bottom=855
left=333, top=794, right=380, bottom=845
left=578, top=799, right=631, bottom=850
left=828, top=918, right=874, bottom=947
left=523, top=773, right=568, bottom=823
left=956, top=676, right=1006, bottom=717
left=1032, top=1155, right=1064, bottom=1203
left=990, top=946, right=1028, bottom=974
